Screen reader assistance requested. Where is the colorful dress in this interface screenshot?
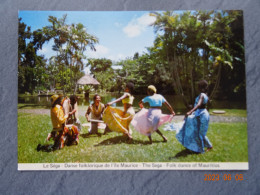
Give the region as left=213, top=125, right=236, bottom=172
left=131, top=108, right=173, bottom=136
left=49, top=104, right=79, bottom=149
left=103, top=93, right=135, bottom=134
left=176, top=93, right=212, bottom=153
left=131, top=94, right=173, bottom=136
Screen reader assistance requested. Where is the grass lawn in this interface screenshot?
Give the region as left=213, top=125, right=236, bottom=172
left=18, top=113, right=248, bottom=163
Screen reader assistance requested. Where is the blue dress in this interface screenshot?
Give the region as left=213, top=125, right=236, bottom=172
left=176, top=93, right=212, bottom=153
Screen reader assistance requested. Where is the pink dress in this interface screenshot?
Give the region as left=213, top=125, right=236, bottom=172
left=131, top=108, right=173, bottom=136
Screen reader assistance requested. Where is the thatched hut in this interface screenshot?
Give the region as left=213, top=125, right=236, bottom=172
left=77, top=74, right=100, bottom=97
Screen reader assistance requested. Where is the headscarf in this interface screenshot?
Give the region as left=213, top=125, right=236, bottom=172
left=51, top=94, right=63, bottom=106
left=148, top=85, right=157, bottom=93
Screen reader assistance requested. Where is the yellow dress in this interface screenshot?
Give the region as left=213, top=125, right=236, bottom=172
left=103, top=106, right=134, bottom=134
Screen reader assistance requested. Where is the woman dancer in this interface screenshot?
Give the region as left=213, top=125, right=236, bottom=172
left=137, top=85, right=175, bottom=144
left=68, top=95, right=81, bottom=131
left=62, top=95, right=81, bottom=131
left=176, top=80, right=213, bottom=153
left=103, top=82, right=135, bottom=140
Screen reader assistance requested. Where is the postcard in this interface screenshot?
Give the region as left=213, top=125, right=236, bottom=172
left=18, top=10, right=248, bottom=170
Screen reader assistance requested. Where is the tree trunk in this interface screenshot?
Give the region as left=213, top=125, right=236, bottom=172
left=169, top=54, right=189, bottom=109
left=73, top=80, right=77, bottom=95
left=190, top=63, right=195, bottom=104
left=209, top=63, right=222, bottom=99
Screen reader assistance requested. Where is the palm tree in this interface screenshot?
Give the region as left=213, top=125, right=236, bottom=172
left=43, top=15, right=99, bottom=94
left=150, top=11, right=238, bottom=107
left=66, top=23, right=99, bottom=94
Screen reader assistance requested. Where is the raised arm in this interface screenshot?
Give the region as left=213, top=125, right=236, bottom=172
left=107, top=93, right=129, bottom=106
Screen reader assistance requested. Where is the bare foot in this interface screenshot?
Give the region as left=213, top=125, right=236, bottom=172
left=46, top=133, right=52, bottom=141
left=206, top=147, right=213, bottom=152
left=163, top=136, right=168, bottom=142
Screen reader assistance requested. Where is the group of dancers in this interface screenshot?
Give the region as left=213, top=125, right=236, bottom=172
left=44, top=80, right=213, bottom=153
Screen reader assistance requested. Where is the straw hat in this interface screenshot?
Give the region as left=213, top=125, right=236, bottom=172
left=148, top=85, right=157, bottom=93
left=51, top=94, right=63, bottom=106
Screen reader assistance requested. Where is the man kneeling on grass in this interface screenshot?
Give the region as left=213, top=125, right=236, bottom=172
left=38, top=95, right=79, bottom=151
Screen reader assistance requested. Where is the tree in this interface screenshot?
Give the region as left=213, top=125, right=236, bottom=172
left=18, top=18, right=48, bottom=94
left=149, top=10, right=244, bottom=107
left=87, top=58, right=115, bottom=92
left=42, top=15, right=98, bottom=94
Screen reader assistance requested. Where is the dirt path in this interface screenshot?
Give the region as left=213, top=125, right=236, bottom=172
left=18, top=108, right=247, bottom=123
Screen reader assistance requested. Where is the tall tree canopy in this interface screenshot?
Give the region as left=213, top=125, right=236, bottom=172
left=18, top=11, right=245, bottom=107
left=42, top=15, right=99, bottom=94
left=18, top=18, right=47, bottom=93
left=148, top=10, right=244, bottom=107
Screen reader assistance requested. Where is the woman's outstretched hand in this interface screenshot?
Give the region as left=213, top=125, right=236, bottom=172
left=185, top=111, right=192, bottom=117
left=138, top=100, right=144, bottom=109
left=105, top=102, right=111, bottom=107
left=139, top=102, right=144, bottom=109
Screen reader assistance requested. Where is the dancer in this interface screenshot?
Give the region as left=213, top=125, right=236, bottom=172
left=62, top=96, right=71, bottom=123
left=103, top=82, right=135, bottom=140
left=136, top=85, right=175, bottom=144
left=62, top=95, right=81, bottom=131
left=176, top=80, right=213, bottom=153
left=68, top=95, right=81, bottom=131
left=85, top=94, right=110, bottom=135
left=46, top=95, right=79, bottom=150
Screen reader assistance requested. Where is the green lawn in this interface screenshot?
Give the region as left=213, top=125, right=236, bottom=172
left=18, top=113, right=248, bottom=163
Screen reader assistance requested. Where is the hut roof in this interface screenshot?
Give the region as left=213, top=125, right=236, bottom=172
left=77, top=74, right=100, bottom=85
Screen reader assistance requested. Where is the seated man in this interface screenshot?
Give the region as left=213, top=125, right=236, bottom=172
left=85, top=94, right=110, bottom=135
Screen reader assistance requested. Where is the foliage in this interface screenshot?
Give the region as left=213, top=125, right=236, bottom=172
left=87, top=58, right=115, bottom=91
left=42, top=15, right=99, bottom=94
left=18, top=11, right=246, bottom=105
left=148, top=10, right=245, bottom=106
left=18, top=18, right=48, bottom=94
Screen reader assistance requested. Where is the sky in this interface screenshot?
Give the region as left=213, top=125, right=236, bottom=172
left=19, top=11, right=160, bottom=65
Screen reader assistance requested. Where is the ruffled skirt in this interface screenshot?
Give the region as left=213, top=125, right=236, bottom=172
left=131, top=108, right=173, bottom=136
left=103, top=106, right=134, bottom=134
left=175, top=109, right=212, bottom=153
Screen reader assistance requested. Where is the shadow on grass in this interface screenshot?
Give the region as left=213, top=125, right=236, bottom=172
left=36, top=144, right=55, bottom=152
left=168, top=149, right=199, bottom=160
left=36, top=142, right=78, bottom=152
left=80, top=133, right=102, bottom=138
left=94, top=135, right=162, bottom=146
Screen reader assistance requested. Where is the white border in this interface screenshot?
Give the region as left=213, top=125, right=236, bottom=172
left=18, top=162, right=248, bottom=171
